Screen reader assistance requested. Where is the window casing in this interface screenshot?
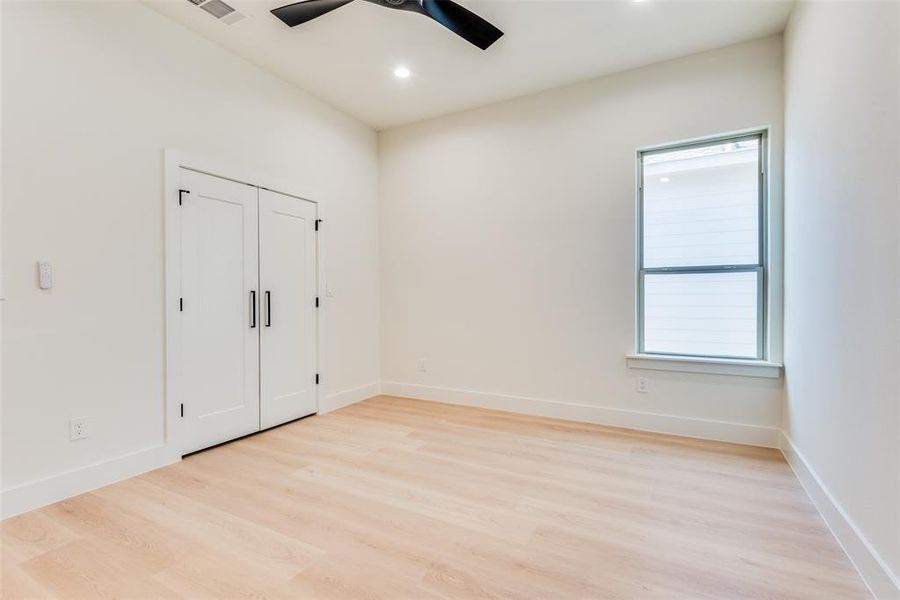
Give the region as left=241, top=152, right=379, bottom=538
left=637, top=131, right=767, bottom=361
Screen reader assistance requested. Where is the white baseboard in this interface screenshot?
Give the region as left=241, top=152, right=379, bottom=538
left=780, top=433, right=900, bottom=600
left=319, top=381, right=381, bottom=414
left=1, top=444, right=179, bottom=520
left=380, top=382, right=780, bottom=448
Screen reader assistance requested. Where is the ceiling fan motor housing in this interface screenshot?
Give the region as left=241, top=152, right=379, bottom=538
left=366, top=0, right=423, bottom=13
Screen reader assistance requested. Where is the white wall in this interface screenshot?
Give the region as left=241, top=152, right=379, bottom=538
left=782, top=2, right=900, bottom=597
left=379, top=36, right=784, bottom=445
left=1, top=1, right=380, bottom=513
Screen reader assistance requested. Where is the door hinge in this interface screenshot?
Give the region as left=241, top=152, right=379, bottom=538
left=178, top=189, right=190, bottom=206
left=315, top=373, right=320, bottom=385
left=315, top=296, right=319, bottom=308
left=180, top=403, right=184, bottom=418
left=315, top=219, right=322, bottom=231
left=179, top=297, right=183, bottom=312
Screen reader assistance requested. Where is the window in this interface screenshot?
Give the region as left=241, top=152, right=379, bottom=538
left=637, top=132, right=766, bottom=360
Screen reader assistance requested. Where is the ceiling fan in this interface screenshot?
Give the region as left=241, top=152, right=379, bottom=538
left=270, top=0, right=504, bottom=50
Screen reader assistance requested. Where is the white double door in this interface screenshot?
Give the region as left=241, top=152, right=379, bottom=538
left=179, top=168, right=318, bottom=454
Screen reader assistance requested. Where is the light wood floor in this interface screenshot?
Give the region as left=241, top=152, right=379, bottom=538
left=2, top=396, right=870, bottom=599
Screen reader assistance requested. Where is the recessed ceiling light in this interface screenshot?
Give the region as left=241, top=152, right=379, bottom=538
left=393, top=65, right=411, bottom=79
left=659, top=177, right=671, bottom=183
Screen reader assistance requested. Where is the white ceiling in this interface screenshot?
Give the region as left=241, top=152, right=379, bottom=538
left=147, top=0, right=793, bottom=129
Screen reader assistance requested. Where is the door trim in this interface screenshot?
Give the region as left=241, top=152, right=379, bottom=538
left=163, top=149, right=325, bottom=456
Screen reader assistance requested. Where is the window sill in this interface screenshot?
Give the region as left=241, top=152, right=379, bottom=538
left=626, top=354, right=782, bottom=379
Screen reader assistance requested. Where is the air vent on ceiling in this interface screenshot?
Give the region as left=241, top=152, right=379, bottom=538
left=199, top=0, right=235, bottom=19
left=188, top=0, right=247, bottom=25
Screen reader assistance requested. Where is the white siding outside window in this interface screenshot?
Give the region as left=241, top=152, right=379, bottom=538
left=638, top=133, right=766, bottom=360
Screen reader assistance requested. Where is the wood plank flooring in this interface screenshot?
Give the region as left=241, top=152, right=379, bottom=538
left=2, top=396, right=870, bottom=599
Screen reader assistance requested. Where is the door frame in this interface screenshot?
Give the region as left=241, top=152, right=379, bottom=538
left=163, top=149, right=325, bottom=455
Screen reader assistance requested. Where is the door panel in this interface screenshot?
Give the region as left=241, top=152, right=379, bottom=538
left=259, top=189, right=318, bottom=429
left=180, top=168, right=260, bottom=453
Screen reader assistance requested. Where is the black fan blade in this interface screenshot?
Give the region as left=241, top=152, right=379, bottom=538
left=420, top=0, right=503, bottom=50
left=271, top=0, right=356, bottom=27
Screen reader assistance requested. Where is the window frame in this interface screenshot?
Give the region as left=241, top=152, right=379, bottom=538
left=636, top=130, right=768, bottom=361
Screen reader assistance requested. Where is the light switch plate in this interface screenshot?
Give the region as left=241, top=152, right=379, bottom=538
left=38, top=261, right=53, bottom=290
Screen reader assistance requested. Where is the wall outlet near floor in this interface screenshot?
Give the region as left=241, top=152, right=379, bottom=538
left=636, top=377, right=650, bottom=394
left=417, top=358, right=427, bottom=372
left=70, top=417, right=89, bottom=441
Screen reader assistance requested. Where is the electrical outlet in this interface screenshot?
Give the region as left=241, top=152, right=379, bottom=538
left=70, top=417, right=88, bottom=441
left=636, top=377, right=650, bottom=394
left=417, top=358, right=427, bottom=372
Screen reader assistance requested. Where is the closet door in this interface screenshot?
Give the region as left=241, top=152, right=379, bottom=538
left=258, top=189, right=318, bottom=429
left=180, top=168, right=260, bottom=453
